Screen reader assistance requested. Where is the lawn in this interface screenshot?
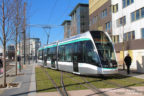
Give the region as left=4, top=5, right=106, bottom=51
left=35, top=67, right=144, bottom=92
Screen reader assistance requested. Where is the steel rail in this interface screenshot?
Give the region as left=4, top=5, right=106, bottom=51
left=61, top=71, right=68, bottom=96
left=42, top=67, right=64, bottom=96
left=42, top=67, right=68, bottom=96
left=63, top=73, right=108, bottom=96
left=100, top=75, right=144, bottom=95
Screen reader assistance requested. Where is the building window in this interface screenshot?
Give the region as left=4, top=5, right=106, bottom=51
left=131, top=12, right=135, bottom=21
left=105, top=21, right=111, bottom=31
left=92, top=16, right=97, bottom=24
left=112, top=35, right=119, bottom=43
left=94, top=16, right=97, bottom=23
left=123, top=0, right=134, bottom=8
left=136, top=10, right=140, bottom=20
left=117, top=16, right=126, bottom=27
left=123, top=0, right=126, bottom=8
left=101, top=9, right=107, bottom=18
left=141, top=8, right=144, bottom=17
left=124, top=33, right=127, bottom=41
left=131, top=31, right=135, bottom=40
left=131, top=7, right=144, bottom=22
left=112, top=4, right=118, bottom=13
left=141, top=28, right=144, bottom=39
left=123, top=31, right=135, bottom=41
left=127, top=0, right=130, bottom=6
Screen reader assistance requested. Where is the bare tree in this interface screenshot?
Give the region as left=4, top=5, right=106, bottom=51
left=0, top=0, right=16, bottom=87
left=13, top=0, right=24, bottom=75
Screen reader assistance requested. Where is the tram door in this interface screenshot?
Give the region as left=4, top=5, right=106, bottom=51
left=73, top=56, right=79, bottom=72
left=73, top=42, right=79, bottom=72
left=51, top=55, right=56, bottom=68
left=50, top=47, right=56, bottom=68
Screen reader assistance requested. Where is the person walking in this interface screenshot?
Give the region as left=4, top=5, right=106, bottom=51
left=124, top=54, right=132, bottom=74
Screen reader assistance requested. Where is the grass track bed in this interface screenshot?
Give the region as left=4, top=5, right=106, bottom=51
left=36, top=67, right=144, bottom=92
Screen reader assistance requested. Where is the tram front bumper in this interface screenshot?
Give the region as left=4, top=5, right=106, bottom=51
left=102, top=68, right=118, bottom=74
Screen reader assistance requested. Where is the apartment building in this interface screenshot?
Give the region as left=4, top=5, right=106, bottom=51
left=89, top=0, right=112, bottom=35
left=17, top=38, right=41, bottom=59
left=112, top=0, right=144, bottom=72
left=69, top=3, right=89, bottom=36
left=62, top=20, right=71, bottom=39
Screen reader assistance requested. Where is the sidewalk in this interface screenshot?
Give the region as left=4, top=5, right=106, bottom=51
left=118, top=69, right=144, bottom=79
left=0, top=62, right=36, bottom=96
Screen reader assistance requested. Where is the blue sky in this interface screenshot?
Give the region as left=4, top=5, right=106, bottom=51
left=27, top=0, right=89, bottom=46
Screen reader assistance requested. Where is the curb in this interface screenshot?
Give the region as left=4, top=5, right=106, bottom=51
left=28, top=63, right=36, bottom=96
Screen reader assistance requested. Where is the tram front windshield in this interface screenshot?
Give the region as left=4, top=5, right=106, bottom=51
left=91, top=31, right=117, bottom=68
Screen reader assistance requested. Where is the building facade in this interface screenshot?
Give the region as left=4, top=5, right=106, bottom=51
left=17, top=38, right=41, bottom=59
left=69, top=3, right=89, bottom=36
left=112, top=0, right=144, bottom=72
left=89, top=0, right=112, bottom=35
left=62, top=20, right=71, bottom=39
left=7, top=45, right=15, bottom=60
left=29, top=38, right=41, bottom=59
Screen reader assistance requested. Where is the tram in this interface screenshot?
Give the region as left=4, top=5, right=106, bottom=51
left=38, top=31, right=118, bottom=75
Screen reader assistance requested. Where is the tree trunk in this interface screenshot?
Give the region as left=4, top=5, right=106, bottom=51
left=15, top=35, right=18, bottom=75
left=3, top=41, right=6, bottom=87
left=2, top=0, right=6, bottom=87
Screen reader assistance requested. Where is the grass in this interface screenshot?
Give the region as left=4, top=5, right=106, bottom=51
left=35, top=67, right=144, bottom=92
left=35, top=67, right=57, bottom=92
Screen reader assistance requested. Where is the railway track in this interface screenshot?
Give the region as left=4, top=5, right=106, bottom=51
left=80, top=75, right=144, bottom=95
left=41, top=67, right=144, bottom=96
left=42, top=67, right=68, bottom=96
left=63, top=72, right=144, bottom=96
left=63, top=73, right=108, bottom=96
left=100, top=75, right=144, bottom=95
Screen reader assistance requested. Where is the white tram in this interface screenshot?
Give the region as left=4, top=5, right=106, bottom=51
left=38, top=31, right=118, bottom=75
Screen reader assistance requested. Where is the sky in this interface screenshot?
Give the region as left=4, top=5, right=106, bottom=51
left=27, top=0, right=89, bottom=46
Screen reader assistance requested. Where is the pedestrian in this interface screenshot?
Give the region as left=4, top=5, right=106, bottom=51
left=0, top=58, right=2, bottom=68
left=124, top=54, right=132, bottom=74
left=17, top=56, right=21, bottom=62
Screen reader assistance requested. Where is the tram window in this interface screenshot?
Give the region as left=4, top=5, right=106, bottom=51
left=83, top=41, right=100, bottom=66
left=43, top=49, right=47, bottom=61
left=38, top=51, right=40, bottom=59
left=44, top=49, right=47, bottom=56
left=58, top=45, right=65, bottom=61
left=77, top=42, right=83, bottom=62
left=47, top=48, right=51, bottom=61
left=48, top=47, right=56, bottom=61
left=65, top=44, right=72, bottom=62
left=73, top=42, right=78, bottom=57
left=42, top=50, right=44, bottom=60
